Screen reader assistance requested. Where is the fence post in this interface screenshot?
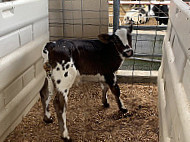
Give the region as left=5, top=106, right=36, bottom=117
left=113, top=0, right=120, bottom=33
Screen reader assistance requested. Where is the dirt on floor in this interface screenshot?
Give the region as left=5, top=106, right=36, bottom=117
left=5, top=82, right=158, bottom=142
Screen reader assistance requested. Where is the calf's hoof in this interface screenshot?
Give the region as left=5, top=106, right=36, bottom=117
left=61, top=137, right=72, bottom=142
left=103, top=103, right=110, bottom=108
left=120, top=108, right=128, bottom=113
left=43, top=116, right=53, bottom=123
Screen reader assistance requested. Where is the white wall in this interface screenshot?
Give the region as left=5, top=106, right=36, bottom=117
left=0, top=0, right=49, bottom=141
left=158, top=0, right=190, bottom=142
left=49, top=0, right=108, bottom=40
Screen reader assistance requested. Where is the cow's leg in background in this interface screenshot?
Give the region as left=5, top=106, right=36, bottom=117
left=40, top=77, right=54, bottom=123
left=104, top=74, right=127, bottom=113
left=100, top=83, right=110, bottom=108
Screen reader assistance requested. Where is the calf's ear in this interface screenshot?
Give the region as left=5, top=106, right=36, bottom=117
left=98, top=34, right=112, bottom=44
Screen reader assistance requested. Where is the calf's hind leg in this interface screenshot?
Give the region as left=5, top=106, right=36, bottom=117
left=40, top=77, right=54, bottom=123
left=53, top=90, right=71, bottom=141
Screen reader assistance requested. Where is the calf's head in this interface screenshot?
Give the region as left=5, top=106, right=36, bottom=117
left=98, top=26, right=133, bottom=58
left=42, top=42, right=56, bottom=63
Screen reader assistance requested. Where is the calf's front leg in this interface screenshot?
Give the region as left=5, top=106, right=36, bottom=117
left=104, top=74, right=128, bottom=113
left=109, top=83, right=128, bottom=113
left=100, top=83, right=110, bottom=108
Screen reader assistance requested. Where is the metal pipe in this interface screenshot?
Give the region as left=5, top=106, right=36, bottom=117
left=120, top=25, right=167, bottom=31
left=133, top=53, right=162, bottom=57
left=113, top=0, right=120, bottom=33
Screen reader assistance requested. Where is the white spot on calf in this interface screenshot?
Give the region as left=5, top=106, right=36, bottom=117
left=52, top=59, right=77, bottom=93
left=115, top=28, right=129, bottom=46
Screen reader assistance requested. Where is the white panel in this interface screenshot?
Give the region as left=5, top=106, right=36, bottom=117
left=35, top=58, right=44, bottom=77
left=19, top=25, right=33, bottom=46
left=173, top=114, right=183, bottom=142
left=0, top=0, right=48, bottom=36
left=166, top=20, right=172, bottom=40
left=0, top=34, right=48, bottom=91
left=182, top=60, right=190, bottom=102
left=0, top=72, right=44, bottom=139
left=173, top=37, right=186, bottom=82
left=169, top=28, right=175, bottom=47
left=170, top=0, right=190, bottom=59
left=22, top=66, right=35, bottom=87
left=159, top=1, right=190, bottom=142
left=33, top=18, right=49, bottom=39
left=3, top=76, right=23, bottom=105
left=164, top=60, right=175, bottom=133
left=157, top=67, right=171, bottom=142
left=0, top=0, right=49, bottom=141
left=0, top=31, right=20, bottom=58
left=0, top=92, right=4, bottom=111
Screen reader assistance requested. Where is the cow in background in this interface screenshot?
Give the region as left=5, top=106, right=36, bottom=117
left=152, top=5, right=169, bottom=25
left=123, top=6, right=149, bottom=25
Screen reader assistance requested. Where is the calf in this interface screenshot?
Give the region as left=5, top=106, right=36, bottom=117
left=40, top=27, right=133, bottom=141
left=123, top=7, right=149, bottom=25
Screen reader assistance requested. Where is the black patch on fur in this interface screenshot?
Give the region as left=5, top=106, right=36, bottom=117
left=71, top=64, right=74, bottom=67
left=64, top=72, right=68, bottom=77
left=57, top=79, right=61, bottom=84
left=65, top=89, right=67, bottom=93
left=65, top=64, right=70, bottom=69
left=62, top=65, right=65, bottom=70
left=43, top=50, right=47, bottom=54
left=61, top=62, right=67, bottom=71
left=56, top=67, right=60, bottom=71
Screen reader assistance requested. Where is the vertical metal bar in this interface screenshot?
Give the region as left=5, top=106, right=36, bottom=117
left=62, top=0, right=65, bottom=38
left=113, top=0, right=120, bottom=33
left=81, top=0, right=84, bottom=38
left=99, top=0, right=102, bottom=35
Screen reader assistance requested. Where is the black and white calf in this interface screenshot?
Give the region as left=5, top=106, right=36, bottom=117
left=40, top=27, right=133, bottom=141
left=123, top=6, right=149, bottom=25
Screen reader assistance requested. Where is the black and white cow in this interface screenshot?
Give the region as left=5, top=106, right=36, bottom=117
left=40, top=27, right=133, bottom=141
left=152, top=5, right=169, bottom=25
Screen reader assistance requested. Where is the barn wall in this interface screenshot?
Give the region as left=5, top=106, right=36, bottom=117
left=49, top=0, right=108, bottom=41
left=132, top=31, right=164, bottom=56
left=158, top=0, right=190, bottom=142
left=0, top=0, right=49, bottom=141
